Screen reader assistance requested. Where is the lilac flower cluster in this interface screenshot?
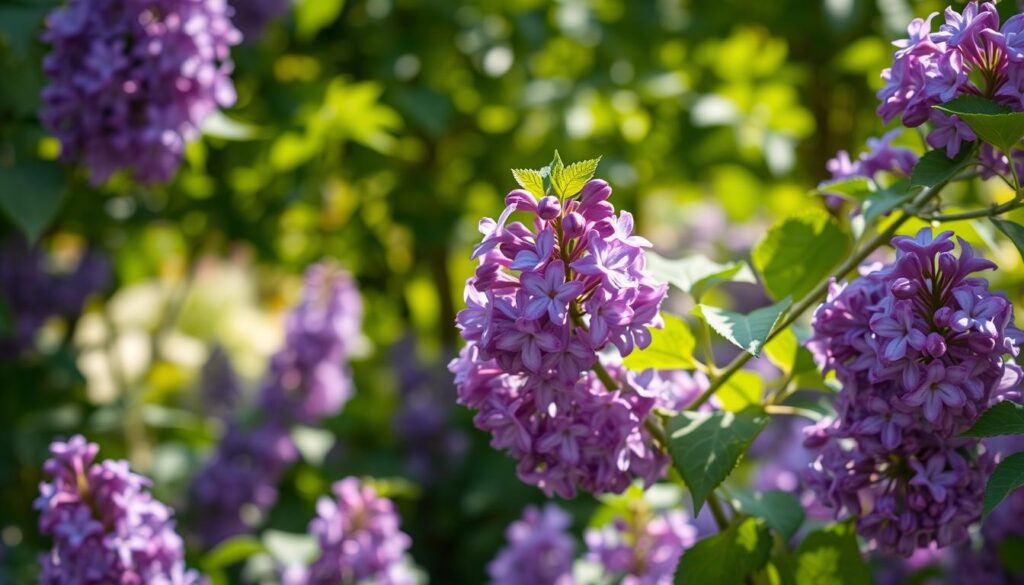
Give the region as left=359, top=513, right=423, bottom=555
left=0, top=238, right=109, bottom=356
left=35, top=435, right=203, bottom=584
left=190, top=263, right=361, bottom=548
left=487, top=504, right=576, bottom=585
left=283, top=478, right=413, bottom=585
left=805, top=228, right=1022, bottom=555
left=450, top=178, right=672, bottom=497
left=585, top=509, right=697, bottom=585
left=40, top=0, right=241, bottom=184
left=878, top=2, right=1024, bottom=159
left=258, top=264, right=362, bottom=424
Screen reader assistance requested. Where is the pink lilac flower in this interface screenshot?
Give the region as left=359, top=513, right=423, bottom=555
left=488, top=504, right=576, bottom=585
left=451, top=176, right=672, bottom=497
left=804, top=228, right=1023, bottom=555
left=40, top=0, right=241, bottom=184
left=36, top=435, right=204, bottom=584
left=283, top=478, right=413, bottom=585
left=585, top=509, right=697, bottom=585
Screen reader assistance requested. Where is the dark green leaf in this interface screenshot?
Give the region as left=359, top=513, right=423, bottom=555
left=622, top=313, right=697, bottom=371
left=984, top=452, right=1024, bottom=519
left=667, top=408, right=767, bottom=512
left=0, top=161, right=65, bottom=243
left=991, top=218, right=1024, bottom=265
left=0, top=6, right=48, bottom=54
left=909, top=147, right=972, bottom=189
left=862, top=180, right=913, bottom=224
left=794, top=522, right=870, bottom=585
left=752, top=210, right=849, bottom=301
left=201, top=536, right=266, bottom=571
left=674, top=518, right=772, bottom=585
left=696, top=297, right=791, bottom=357
left=730, top=489, right=806, bottom=540
left=935, top=95, right=1024, bottom=154
left=647, top=253, right=757, bottom=300
left=961, top=401, right=1024, bottom=438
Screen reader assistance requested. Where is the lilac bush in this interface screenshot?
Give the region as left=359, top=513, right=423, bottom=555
left=487, top=504, right=576, bottom=585
left=283, top=478, right=413, bottom=585
left=40, top=0, right=241, bottom=184
left=450, top=172, right=673, bottom=497
left=36, top=435, right=204, bottom=584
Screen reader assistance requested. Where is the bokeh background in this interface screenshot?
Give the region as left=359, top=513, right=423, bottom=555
left=3, top=0, right=1024, bottom=583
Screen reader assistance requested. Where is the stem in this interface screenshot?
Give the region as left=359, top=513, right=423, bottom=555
left=699, top=316, right=718, bottom=379
left=688, top=179, right=949, bottom=410
left=707, top=492, right=729, bottom=530
left=764, top=404, right=823, bottom=420
left=917, top=198, right=1024, bottom=222
left=592, top=360, right=618, bottom=392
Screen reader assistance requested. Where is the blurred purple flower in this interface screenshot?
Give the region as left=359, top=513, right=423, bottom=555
left=488, top=504, right=575, bottom=585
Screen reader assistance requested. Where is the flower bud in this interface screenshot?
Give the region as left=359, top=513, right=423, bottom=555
left=537, top=195, right=561, bottom=220
left=505, top=189, right=538, bottom=212
left=562, top=212, right=586, bottom=239
left=891, top=277, right=919, bottom=299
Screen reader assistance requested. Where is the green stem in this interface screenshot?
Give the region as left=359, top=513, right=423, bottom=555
left=688, top=178, right=949, bottom=410
left=707, top=492, right=729, bottom=530
left=592, top=360, right=618, bottom=392
left=764, top=404, right=823, bottom=420
left=917, top=197, right=1024, bottom=222
left=699, top=315, right=718, bottom=380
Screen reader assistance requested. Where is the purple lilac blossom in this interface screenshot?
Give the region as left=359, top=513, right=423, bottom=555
left=0, top=238, right=109, bottom=356
left=258, top=264, right=362, bottom=425
left=820, top=130, right=917, bottom=210
left=190, top=263, right=362, bottom=548
left=487, top=504, right=576, bottom=585
left=36, top=435, right=204, bottom=584
left=585, top=509, right=697, bottom=585
left=878, top=2, right=1024, bottom=160
left=450, top=177, right=673, bottom=497
left=804, top=228, right=1023, bottom=555
left=282, top=478, right=413, bottom=585
left=40, top=0, right=241, bottom=184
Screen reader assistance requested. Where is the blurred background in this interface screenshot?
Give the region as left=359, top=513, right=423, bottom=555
left=3, top=0, right=1024, bottom=583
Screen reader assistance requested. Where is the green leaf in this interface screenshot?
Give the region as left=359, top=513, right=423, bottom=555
left=622, top=313, right=697, bottom=371
left=201, top=536, right=266, bottom=571
left=550, top=156, right=601, bottom=199
left=961, top=401, right=1024, bottom=438
left=0, top=161, right=65, bottom=243
left=753, top=210, right=849, bottom=301
left=730, top=489, right=806, bottom=541
left=815, top=176, right=874, bottom=200
left=909, top=147, right=972, bottom=189
left=295, top=0, right=346, bottom=39
left=674, top=518, right=772, bottom=585
left=666, top=408, right=767, bottom=512
left=262, top=530, right=318, bottom=565
left=764, top=327, right=827, bottom=391
left=511, top=168, right=546, bottom=198
left=647, top=253, right=757, bottom=300
left=697, top=297, right=791, bottom=358
left=991, top=218, right=1024, bottom=265
left=793, top=522, right=869, bottom=585
left=0, top=5, right=49, bottom=54
left=717, top=371, right=764, bottom=412
left=984, top=452, right=1024, bottom=519
left=862, top=180, right=913, bottom=224
left=935, top=95, right=1024, bottom=154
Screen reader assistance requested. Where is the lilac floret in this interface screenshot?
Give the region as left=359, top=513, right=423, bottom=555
left=488, top=504, right=576, bottom=585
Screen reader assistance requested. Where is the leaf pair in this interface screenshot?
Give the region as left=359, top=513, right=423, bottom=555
left=511, top=151, right=601, bottom=199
